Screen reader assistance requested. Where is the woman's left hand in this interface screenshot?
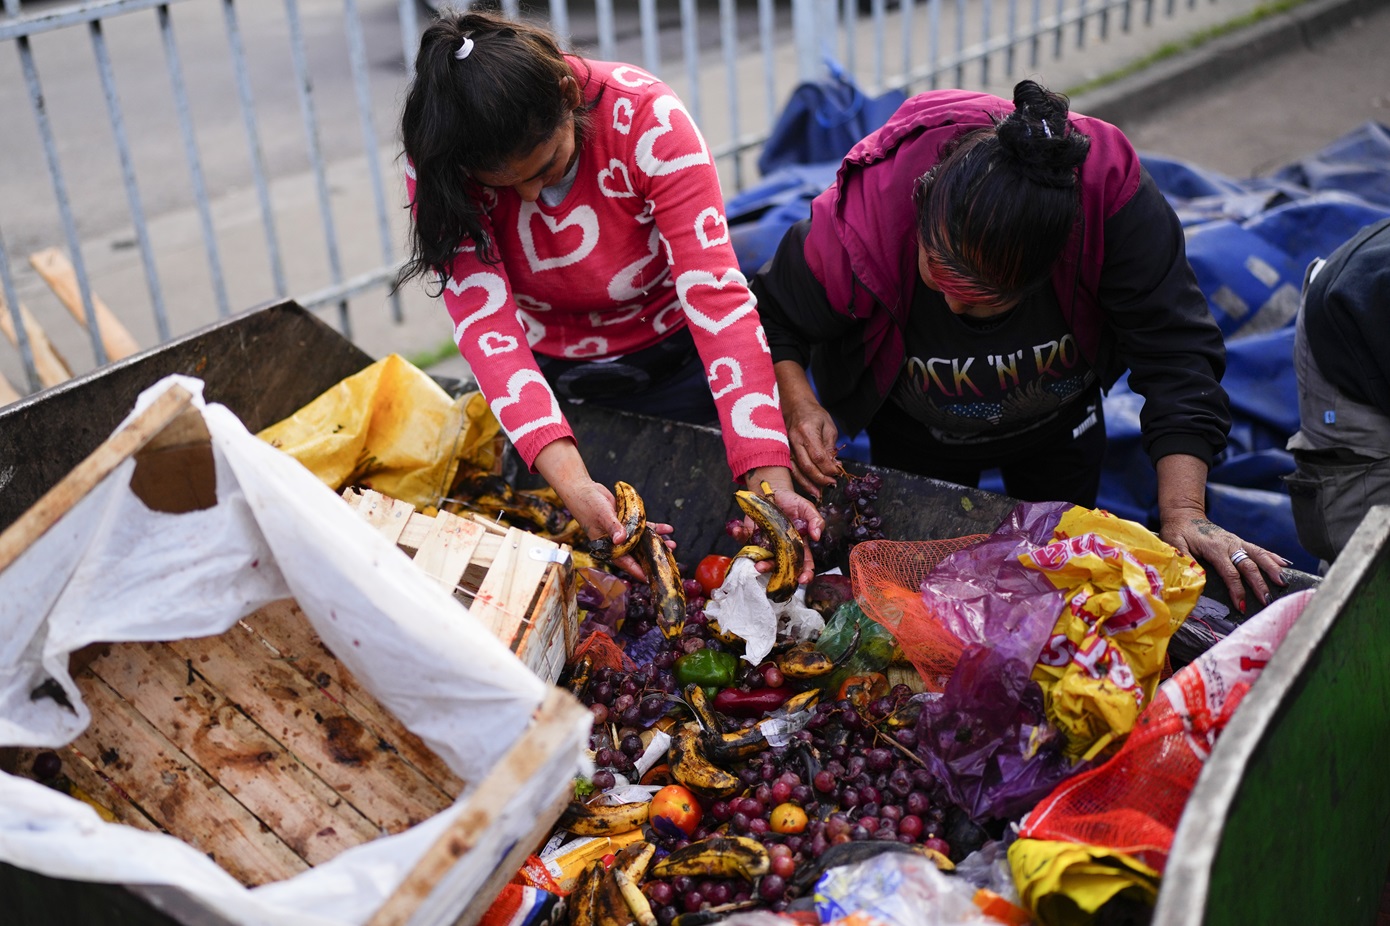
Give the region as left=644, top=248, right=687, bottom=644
left=1160, top=506, right=1291, bottom=614
left=742, top=466, right=823, bottom=585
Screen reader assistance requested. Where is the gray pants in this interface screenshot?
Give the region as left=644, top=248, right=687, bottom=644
left=1285, top=304, right=1390, bottom=564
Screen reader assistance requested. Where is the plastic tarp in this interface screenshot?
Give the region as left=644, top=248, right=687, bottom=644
left=0, top=376, right=589, bottom=926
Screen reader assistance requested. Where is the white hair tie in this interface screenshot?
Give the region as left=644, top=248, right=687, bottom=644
left=1041, top=119, right=1053, bottom=138
left=454, top=34, right=475, bottom=60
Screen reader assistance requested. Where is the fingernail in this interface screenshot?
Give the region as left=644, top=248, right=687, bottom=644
left=1262, top=591, right=1272, bottom=605
left=1236, top=598, right=1247, bottom=615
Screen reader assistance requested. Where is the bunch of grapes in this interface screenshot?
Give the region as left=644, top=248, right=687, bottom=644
left=808, top=470, right=887, bottom=569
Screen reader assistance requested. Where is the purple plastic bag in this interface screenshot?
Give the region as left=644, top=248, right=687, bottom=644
left=912, top=501, right=1087, bottom=822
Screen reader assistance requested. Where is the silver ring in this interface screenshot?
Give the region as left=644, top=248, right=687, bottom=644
left=1230, top=549, right=1250, bottom=567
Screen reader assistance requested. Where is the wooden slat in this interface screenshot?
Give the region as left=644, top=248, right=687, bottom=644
left=72, top=672, right=308, bottom=886
left=0, top=291, right=75, bottom=388
left=11, top=745, right=161, bottom=833
left=348, top=489, right=417, bottom=547
left=89, top=640, right=381, bottom=865
left=27, top=247, right=140, bottom=361
left=471, top=528, right=554, bottom=647
left=238, top=598, right=467, bottom=797
left=164, top=631, right=454, bottom=832
left=366, top=688, right=590, bottom=926
left=0, top=385, right=194, bottom=574
left=410, top=508, right=486, bottom=592
left=0, top=371, right=18, bottom=405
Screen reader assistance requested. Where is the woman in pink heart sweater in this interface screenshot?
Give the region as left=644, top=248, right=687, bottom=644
left=400, top=10, right=819, bottom=579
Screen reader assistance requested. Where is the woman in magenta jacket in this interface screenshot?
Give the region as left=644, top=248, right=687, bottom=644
left=752, top=80, right=1289, bottom=610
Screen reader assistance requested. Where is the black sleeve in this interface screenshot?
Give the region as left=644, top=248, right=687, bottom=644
left=750, top=218, right=861, bottom=368
left=1099, top=169, right=1231, bottom=465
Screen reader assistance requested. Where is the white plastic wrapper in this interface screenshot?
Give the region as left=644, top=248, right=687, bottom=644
left=703, top=558, right=824, bottom=664
left=0, top=376, right=589, bottom=926
left=814, top=852, right=997, bottom=926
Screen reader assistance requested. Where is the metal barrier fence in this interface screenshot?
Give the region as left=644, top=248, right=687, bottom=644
left=0, top=0, right=1233, bottom=396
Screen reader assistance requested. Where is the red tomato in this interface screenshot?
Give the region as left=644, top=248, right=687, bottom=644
left=649, top=784, right=703, bottom=837
left=694, top=555, right=733, bottom=595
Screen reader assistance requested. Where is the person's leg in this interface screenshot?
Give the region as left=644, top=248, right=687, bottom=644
left=998, top=395, right=1107, bottom=507
left=865, top=400, right=984, bottom=488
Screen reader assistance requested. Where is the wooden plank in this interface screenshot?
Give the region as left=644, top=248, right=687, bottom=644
left=89, top=640, right=381, bottom=865
left=510, top=557, right=574, bottom=684
left=164, top=630, right=454, bottom=832
left=237, top=598, right=467, bottom=797
left=471, top=528, right=554, bottom=648
left=410, top=508, right=486, bottom=593
left=0, top=372, right=18, bottom=405
left=366, top=688, right=590, bottom=926
left=349, top=489, right=417, bottom=547
left=27, top=247, right=140, bottom=361
left=0, top=292, right=75, bottom=388
left=11, top=745, right=161, bottom=833
left=71, top=672, right=308, bottom=886
left=0, top=385, right=194, bottom=574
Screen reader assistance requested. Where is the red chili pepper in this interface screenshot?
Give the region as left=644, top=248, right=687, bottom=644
left=713, top=685, right=796, bottom=718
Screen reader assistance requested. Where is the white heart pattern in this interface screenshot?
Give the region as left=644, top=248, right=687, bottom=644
left=635, top=96, right=711, bottom=178
left=446, top=272, right=508, bottom=342
left=489, top=369, right=564, bottom=441
left=514, top=293, right=553, bottom=313
left=676, top=268, right=757, bottom=335
left=590, top=304, right=646, bottom=327
left=755, top=324, right=770, bottom=353
left=404, top=161, right=417, bottom=180
left=651, top=300, right=684, bottom=334
left=517, top=310, right=547, bottom=346
left=478, top=332, right=518, bottom=357
left=608, top=226, right=667, bottom=302
left=707, top=357, right=744, bottom=400
left=564, top=337, right=609, bottom=359
left=613, top=98, right=635, bottom=134
left=731, top=386, right=790, bottom=446
left=611, top=66, right=657, bottom=88
left=694, top=207, right=730, bottom=249
left=519, top=201, right=599, bottom=273
left=598, top=159, right=636, bottom=199
left=636, top=199, right=657, bottom=225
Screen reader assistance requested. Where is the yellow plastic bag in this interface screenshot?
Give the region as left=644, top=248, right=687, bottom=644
left=1020, top=508, right=1204, bottom=762
left=1008, top=837, right=1159, bottom=926
left=257, top=354, right=501, bottom=511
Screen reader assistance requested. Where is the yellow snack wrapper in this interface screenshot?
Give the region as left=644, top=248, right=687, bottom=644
left=257, top=354, right=501, bottom=511
left=1008, top=837, right=1159, bottom=926
left=1021, top=507, right=1205, bottom=761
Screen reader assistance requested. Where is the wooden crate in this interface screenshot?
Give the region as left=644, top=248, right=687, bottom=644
left=0, top=383, right=589, bottom=926
left=341, top=488, right=578, bottom=686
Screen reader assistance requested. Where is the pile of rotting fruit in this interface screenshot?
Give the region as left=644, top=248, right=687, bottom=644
left=546, top=475, right=1031, bottom=926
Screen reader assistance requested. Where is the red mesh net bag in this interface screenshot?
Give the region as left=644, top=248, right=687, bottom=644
left=850, top=537, right=989, bottom=691
left=1018, top=588, right=1313, bottom=872
left=570, top=628, right=635, bottom=675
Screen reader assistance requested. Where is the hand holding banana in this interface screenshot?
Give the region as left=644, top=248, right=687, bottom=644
left=736, top=466, right=820, bottom=586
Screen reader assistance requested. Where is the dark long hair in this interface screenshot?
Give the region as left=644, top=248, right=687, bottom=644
left=913, top=80, right=1091, bottom=307
left=399, top=10, right=591, bottom=289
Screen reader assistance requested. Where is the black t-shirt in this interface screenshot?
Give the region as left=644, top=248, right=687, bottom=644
left=887, top=282, right=1098, bottom=450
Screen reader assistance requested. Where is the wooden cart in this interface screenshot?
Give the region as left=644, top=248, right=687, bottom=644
left=0, top=376, right=588, bottom=926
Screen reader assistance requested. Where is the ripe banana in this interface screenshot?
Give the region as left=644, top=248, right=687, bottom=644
left=774, top=642, right=836, bottom=680
left=733, top=483, right=804, bottom=603
left=614, top=868, right=657, bottom=926
left=593, top=864, right=634, bottom=926
left=634, top=526, right=686, bottom=638
left=668, top=722, right=739, bottom=798
left=683, top=683, right=722, bottom=732
left=700, top=723, right=766, bottom=765
left=651, top=835, right=771, bottom=881
left=611, top=481, right=647, bottom=558
left=613, top=839, right=656, bottom=880
left=568, top=859, right=604, bottom=926
left=733, top=544, right=772, bottom=563
left=558, top=799, right=651, bottom=836
left=780, top=688, right=821, bottom=715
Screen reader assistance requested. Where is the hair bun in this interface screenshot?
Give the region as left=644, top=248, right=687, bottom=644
left=995, top=79, right=1090, bottom=188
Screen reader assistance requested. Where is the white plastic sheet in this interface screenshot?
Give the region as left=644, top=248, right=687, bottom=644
left=0, top=376, right=588, bottom=926
left=704, top=557, right=824, bottom=664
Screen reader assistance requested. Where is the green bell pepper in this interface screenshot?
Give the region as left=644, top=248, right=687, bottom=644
left=674, top=649, right=739, bottom=690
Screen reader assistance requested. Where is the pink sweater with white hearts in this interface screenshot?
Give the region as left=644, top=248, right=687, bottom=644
left=406, top=57, right=791, bottom=481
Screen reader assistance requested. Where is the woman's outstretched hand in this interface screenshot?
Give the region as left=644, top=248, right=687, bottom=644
left=775, top=360, right=842, bottom=498
left=739, top=466, right=822, bottom=585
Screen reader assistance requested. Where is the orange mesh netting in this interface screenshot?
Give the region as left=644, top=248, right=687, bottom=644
left=570, top=629, right=635, bottom=675
left=850, top=537, right=989, bottom=691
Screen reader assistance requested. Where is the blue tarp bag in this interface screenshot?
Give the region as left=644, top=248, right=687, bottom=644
left=756, top=59, right=906, bottom=177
